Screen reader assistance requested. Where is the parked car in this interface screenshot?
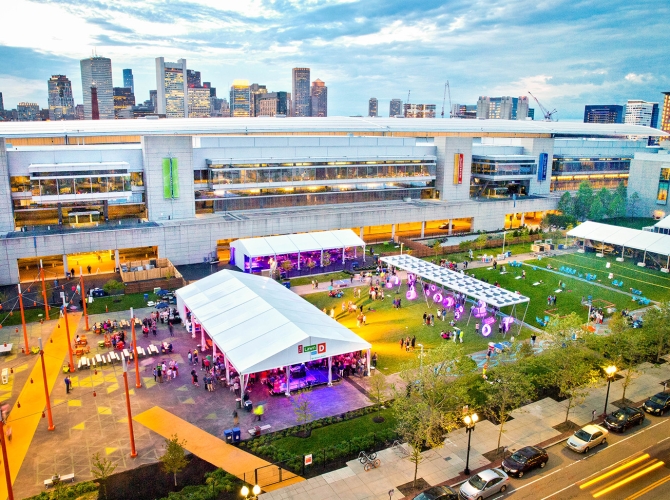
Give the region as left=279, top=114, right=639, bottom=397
left=604, top=407, right=645, bottom=432
left=413, top=485, right=458, bottom=500
left=458, top=468, right=509, bottom=500
left=501, top=446, right=549, bottom=477
left=89, top=288, right=107, bottom=298
left=642, top=393, right=670, bottom=415
left=566, top=424, right=608, bottom=453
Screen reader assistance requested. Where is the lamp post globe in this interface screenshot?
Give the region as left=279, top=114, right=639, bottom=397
left=463, top=412, right=479, bottom=475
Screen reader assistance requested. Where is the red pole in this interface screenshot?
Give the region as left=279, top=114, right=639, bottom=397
left=122, top=357, right=138, bottom=458
left=39, top=338, right=55, bottom=431
left=0, top=419, right=14, bottom=500
left=40, top=260, right=50, bottom=321
left=131, top=308, right=141, bottom=389
left=80, top=268, right=89, bottom=331
left=17, top=284, right=29, bottom=355
left=62, top=305, right=74, bottom=372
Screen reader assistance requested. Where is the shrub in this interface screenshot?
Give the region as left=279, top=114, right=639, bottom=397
left=102, top=279, right=125, bottom=296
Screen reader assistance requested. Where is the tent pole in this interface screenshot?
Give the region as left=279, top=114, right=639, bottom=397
left=328, top=356, right=332, bottom=386
left=224, top=353, right=230, bottom=384
left=200, top=322, right=205, bottom=353
left=212, top=340, right=216, bottom=358
left=517, top=302, right=529, bottom=337
left=241, top=374, right=247, bottom=395
left=667, top=254, right=669, bottom=269
left=643, top=250, right=647, bottom=264
left=466, top=298, right=473, bottom=326
left=366, top=349, right=371, bottom=376
left=342, top=246, right=345, bottom=265
left=506, top=304, right=516, bottom=338
left=285, top=365, right=291, bottom=396
left=297, top=251, right=300, bottom=270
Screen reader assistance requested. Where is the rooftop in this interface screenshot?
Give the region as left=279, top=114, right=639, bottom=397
left=0, top=116, right=667, bottom=139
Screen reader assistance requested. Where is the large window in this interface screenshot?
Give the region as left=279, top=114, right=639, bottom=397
left=552, top=157, right=630, bottom=173
left=30, top=174, right=131, bottom=198
left=657, top=169, right=670, bottom=205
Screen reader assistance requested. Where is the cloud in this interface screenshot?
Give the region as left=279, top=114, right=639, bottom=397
left=624, top=73, right=654, bottom=84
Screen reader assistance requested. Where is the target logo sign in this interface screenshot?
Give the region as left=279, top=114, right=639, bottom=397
left=298, top=345, right=303, bottom=354
left=317, top=343, right=326, bottom=354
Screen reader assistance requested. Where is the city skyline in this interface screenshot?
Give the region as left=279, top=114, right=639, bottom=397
left=0, top=0, right=667, bottom=118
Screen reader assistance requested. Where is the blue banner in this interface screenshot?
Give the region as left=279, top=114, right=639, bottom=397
left=538, top=153, right=548, bottom=181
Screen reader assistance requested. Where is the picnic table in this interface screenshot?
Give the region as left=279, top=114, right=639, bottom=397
left=0, top=343, right=12, bottom=355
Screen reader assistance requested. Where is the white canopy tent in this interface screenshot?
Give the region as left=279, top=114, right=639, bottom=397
left=654, top=215, right=670, bottom=234
left=230, top=229, right=366, bottom=272
left=176, top=270, right=371, bottom=395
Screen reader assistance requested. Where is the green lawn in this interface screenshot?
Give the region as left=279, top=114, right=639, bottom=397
left=531, top=252, right=670, bottom=303
left=303, top=285, right=533, bottom=374
left=85, top=292, right=154, bottom=315
left=468, top=262, right=634, bottom=327
left=290, top=272, right=350, bottom=287
left=271, top=408, right=397, bottom=456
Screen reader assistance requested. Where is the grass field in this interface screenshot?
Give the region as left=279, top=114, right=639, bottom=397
left=271, top=408, right=397, bottom=456
left=303, top=285, right=533, bottom=374
left=468, top=262, right=634, bottom=327
left=290, top=272, right=350, bottom=287
left=530, top=252, right=670, bottom=303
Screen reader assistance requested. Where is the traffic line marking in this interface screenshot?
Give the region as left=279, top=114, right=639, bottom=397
left=625, top=473, right=670, bottom=500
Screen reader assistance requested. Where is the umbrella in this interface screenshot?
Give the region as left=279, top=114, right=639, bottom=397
left=155, top=302, right=169, bottom=309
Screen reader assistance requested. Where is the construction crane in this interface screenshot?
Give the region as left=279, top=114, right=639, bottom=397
left=407, top=90, right=411, bottom=105
left=441, top=82, right=453, bottom=118
left=528, top=91, right=557, bottom=121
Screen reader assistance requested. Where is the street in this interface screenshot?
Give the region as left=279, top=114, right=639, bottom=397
left=492, top=415, right=670, bottom=499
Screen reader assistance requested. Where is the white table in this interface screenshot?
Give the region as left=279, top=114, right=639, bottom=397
left=0, top=343, right=12, bottom=355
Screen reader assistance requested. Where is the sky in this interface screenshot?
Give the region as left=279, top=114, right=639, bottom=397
left=0, top=0, right=668, bottom=119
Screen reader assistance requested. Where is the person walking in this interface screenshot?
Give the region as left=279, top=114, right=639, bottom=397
left=411, top=336, right=416, bottom=349
left=156, top=364, right=163, bottom=383
left=531, top=334, right=537, bottom=347
left=193, top=351, right=199, bottom=366
left=168, top=323, right=174, bottom=336
left=64, top=375, right=71, bottom=394
left=405, top=336, right=411, bottom=352
left=153, top=367, right=157, bottom=382
left=233, top=410, right=239, bottom=426
left=188, top=350, right=192, bottom=365
left=400, top=338, right=404, bottom=350
left=475, top=323, right=480, bottom=335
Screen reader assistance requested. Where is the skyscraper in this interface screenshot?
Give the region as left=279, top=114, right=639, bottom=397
left=368, top=98, right=378, bottom=117
left=0, top=92, right=3, bottom=113
left=149, top=90, right=157, bottom=112
left=661, top=93, right=670, bottom=139
left=17, top=102, right=40, bottom=121
left=476, top=96, right=527, bottom=120
left=584, top=105, right=624, bottom=124
left=258, top=92, right=290, bottom=117
left=625, top=100, right=659, bottom=128
left=250, top=83, right=267, bottom=117
left=122, top=69, right=134, bottom=94
left=187, top=69, right=201, bottom=88
left=188, top=87, right=211, bottom=118
left=47, top=74, right=75, bottom=120
left=292, top=68, right=311, bottom=117
left=80, top=56, right=114, bottom=120
left=389, top=99, right=402, bottom=117
left=113, top=87, right=135, bottom=118
left=155, top=57, right=188, bottom=118
left=403, top=104, right=436, bottom=118
left=230, top=80, right=251, bottom=117
left=310, top=79, right=327, bottom=117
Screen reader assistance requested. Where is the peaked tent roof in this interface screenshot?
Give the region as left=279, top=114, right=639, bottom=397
left=175, top=270, right=371, bottom=375
left=567, top=221, right=670, bottom=257
left=654, top=216, right=670, bottom=231
left=230, top=229, right=366, bottom=258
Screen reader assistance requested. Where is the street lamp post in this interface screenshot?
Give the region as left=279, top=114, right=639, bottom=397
left=463, top=412, right=479, bottom=476
left=603, top=365, right=617, bottom=417
left=240, top=484, right=261, bottom=499
left=417, top=343, right=424, bottom=370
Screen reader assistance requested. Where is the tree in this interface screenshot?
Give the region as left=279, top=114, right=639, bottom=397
left=321, top=253, right=332, bottom=268
left=291, top=390, right=314, bottom=436
left=589, top=197, right=605, bottom=221
left=392, top=345, right=469, bottom=489
left=546, top=312, right=586, bottom=345
left=609, top=193, right=626, bottom=219
left=547, top=347, right=600, bottom=423
left=431, top=239, right=442, bottom=261
left=306, top=259, right=316, bottom=274
left=628, top=191, right=641, bottom=218
left=475, top=234, right=488, bottom=252
left=160, top=434, right=189, bottom=487
left=102, top=279, right=124, bottom=296
left=598, top=188, right=611, bottom=218
left=643, top=302, right=670, bottom=363
left=557, top=191, right=574, bottom=217
left=91, top=452, right=117, bottom=499
left=615, top=181, right=627, bottom=203
left=486, top=365, right=536, bottom=457
left=574, top=181, right=594, bottom=220
left=368, top=370, right=390, bottom=420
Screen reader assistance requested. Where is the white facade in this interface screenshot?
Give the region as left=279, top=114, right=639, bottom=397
left=625, top=100, right=658, bottom=128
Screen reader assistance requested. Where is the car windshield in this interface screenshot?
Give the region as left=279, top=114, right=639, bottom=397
left=574, top=430, right=593, bottom=441
left=510, top=453, right=528, bottom=464
left=612, top=411, right=627, bottom=421
left=650, top=396, right=666, bottom=405
left=468, top=475, right=487, bottom=490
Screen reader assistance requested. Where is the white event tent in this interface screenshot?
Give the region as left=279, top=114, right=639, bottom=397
left=175, top=269, right=371, bottom=395
left=567, top=221, right=670, bottom=265
left=230, top=229, right=366, bottom=272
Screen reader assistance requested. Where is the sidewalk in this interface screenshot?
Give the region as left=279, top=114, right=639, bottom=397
left=259, top=357, right=670, bottom=500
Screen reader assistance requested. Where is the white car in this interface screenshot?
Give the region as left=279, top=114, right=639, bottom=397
left=458, top=468, right=509, bottom=500
left=566, top=424, right=608, bottom=453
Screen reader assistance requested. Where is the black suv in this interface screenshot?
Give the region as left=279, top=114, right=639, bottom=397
left=604, top=407, right=645, bottom=432
left=501, top=446, right=549, bottom=477
left=413, top=486, right=458, bottom=500
left=642, top=392, right=670, bottom=415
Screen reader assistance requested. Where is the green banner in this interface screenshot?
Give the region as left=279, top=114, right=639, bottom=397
left=162, top=157, right=180, bottom=199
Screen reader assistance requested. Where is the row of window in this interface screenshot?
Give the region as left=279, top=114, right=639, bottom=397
left=207, top=159, right=431, bottom=168
left=11, top=173, right=144, bottom=193
left=552, top=158, right=630, bottom=173
left=30, top=176, right=132, bottom=197
left=471, top=162, right=536, bottom=176
left=208, top=164, right=436, bottom=185
left=195, top=188, right=433, bottom=212
left=550, top=177, right=628, bottom=192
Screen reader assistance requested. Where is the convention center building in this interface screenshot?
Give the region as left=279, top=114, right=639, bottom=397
left=0, top=117, right=665, bottom=285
